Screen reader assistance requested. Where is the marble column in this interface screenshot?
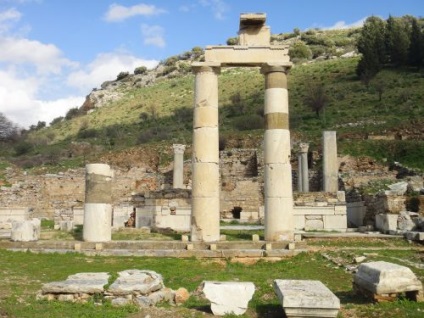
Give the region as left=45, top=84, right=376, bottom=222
left=323, top=131, right=338, bottom=192
left=172, top=144, right=186, bottom=189
left=83, top=163, right=113, bottom=242
left=261, top=63, right=294, bottom=241
left=299, top=142, right=309, bottom=192
left=297, top=152, right=303, bottom=192
left=191, top=62, right=221, bottom=242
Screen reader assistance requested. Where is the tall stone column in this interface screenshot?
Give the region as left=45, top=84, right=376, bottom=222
left=83, top=163, right=114, bottom=242
left=297, top=152, right=303, bottom=192
left=299, top=142, right=309, bottom=192
left=191, top=62, right=221, bottom=242
left=172, top=144, right=186, bottom=189
left=261, top=63, right=294, bottom=241
left=323, top=131, right=338, bottom=192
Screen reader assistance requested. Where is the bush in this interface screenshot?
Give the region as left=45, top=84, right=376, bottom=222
left=50, top=116, right=63, bottom=126
left=226, top=37, right=238, bottom=45
left=14, top=141, right=33, bottom=156
left=77, top=127, right=98, bottom=139
left=65, top=107, right=80, bottom=120
left=164, top=56, right=178, bottom=66
left=116, top=72, right=129, bottom=80
left=134, top=66, right=147, bottom=75
left=233, top=114, right=264, bottom=131
left=289, top=41, right=312, bottom=60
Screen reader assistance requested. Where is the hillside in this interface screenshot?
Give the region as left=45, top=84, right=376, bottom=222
left=1, top=26, right=424, bottom=180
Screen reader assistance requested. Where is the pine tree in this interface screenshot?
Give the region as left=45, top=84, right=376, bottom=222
left=356, top=16, right=386, bottom=79
left=408, top=17, right=423, bottom=68
left=385, top=16, right=410, bottom=66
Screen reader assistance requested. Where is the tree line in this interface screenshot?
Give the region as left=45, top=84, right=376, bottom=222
left=357, top=15, right=424, bottom=84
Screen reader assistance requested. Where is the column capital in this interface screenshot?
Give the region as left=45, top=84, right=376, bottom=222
left=192, top=62, right=221, bottom=75
left=173, top=144, right=186, bottom=154
left=260, top=62, right=292, bottom=75
left=299, top=142, right=309, bottom=154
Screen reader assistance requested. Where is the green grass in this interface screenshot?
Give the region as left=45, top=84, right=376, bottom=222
left=1, top=238, right=424, bottom=317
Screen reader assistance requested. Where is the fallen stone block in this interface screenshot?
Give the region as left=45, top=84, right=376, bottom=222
left=273, top=279, right=340, bottom=318
left=201, top=281, right=255, bottom=316
left=41, top=272, right=110, bottom=294
left=353, top=261, right=424, bottom=302
left=107, top=269, right=164, bottom=296
left=11, top=219, right=41, bottom=242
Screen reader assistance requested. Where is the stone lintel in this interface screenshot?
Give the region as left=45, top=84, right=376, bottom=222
left=205, top=46, right=290, bottom=67
left=239, top=13, right=266, bottom=27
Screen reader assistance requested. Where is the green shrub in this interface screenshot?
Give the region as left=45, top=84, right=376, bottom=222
left=226, top=37, right=238, bottom=45
left=233, top=114, right=264, bottom=131
left=116, top=72, right=129, bottom=80
left=14, top=141, right=33, bottom=156
left=65, top=107, right=80, bottom=120
left=134, top=66, right=147, bottom=75
left=289, top=41, right=312, bottom=60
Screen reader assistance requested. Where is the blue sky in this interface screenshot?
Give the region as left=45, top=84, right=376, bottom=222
left=0, top=0, right=423, bottom=128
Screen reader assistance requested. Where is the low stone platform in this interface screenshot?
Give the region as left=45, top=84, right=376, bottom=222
left=353, top=261, right=424, bottom=302
left=0, top=239, right=307, bottom=258
left=273, top=279, right=340, bottom=318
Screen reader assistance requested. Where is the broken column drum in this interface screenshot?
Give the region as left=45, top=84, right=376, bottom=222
left=83, top=163, right=114, bottom=242
left=262, top=64, right=294, bottom=241
left=191, top=63, right=221, bottom=242
left=323, top=131, right=338, bottom=192
left=172, top=144, right=186, bottom=189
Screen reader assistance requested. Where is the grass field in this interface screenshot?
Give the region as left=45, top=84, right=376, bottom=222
left=1, top=236, right=423, bottom=318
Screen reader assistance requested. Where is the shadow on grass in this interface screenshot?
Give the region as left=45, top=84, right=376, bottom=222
left=255, top=304, right=286, bottom=318
left=335, top=290, right=370, bottom=305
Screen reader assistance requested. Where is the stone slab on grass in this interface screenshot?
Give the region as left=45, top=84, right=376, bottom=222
left=42, top=272, right=110, bottom=294
left=353, top=261, right=424, bottom=301
left=201, top=281, right=255, bottom=316
left=107, top=269, right=164, bottom=296
left=273, top=279, right=340, bottom=318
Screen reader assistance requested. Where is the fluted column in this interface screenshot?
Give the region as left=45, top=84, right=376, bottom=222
left=83, top=163, right=114, bottom=242
left=323, top=131, right=338, bottom=192
left=191, top=62, right=221, bottom=242
left=297, top=152, right=303, bottom=192
left=172, top=144, right=186, bottom=189
left=261, top=63, right=294, bottom=241
left=299, top=142, right=309, bottom=192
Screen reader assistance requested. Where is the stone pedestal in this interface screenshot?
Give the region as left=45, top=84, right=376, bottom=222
left=172, top=144, right=186, bottom=189
left=191, top=63, right=221, bottom=242
left=261, top=64, right=294, bottom=241
left=323, top=131, right=338, bottom=192
left=83, top=163, right=114, bottom=242
left=10, top=219, right=41, bottom=242
left=274, top=279, right=340, bottom=318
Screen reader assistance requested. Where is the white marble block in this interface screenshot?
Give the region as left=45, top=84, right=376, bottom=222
left=273, top=279, right=340, bottom=318
left=10, top=219, right=41, bottom=242
left=201, top=281, right=255, bottom=315
left=354, top=261, right=423, bottom=299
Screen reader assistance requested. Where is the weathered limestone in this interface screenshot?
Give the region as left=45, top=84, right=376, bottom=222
left=298, top=143, right=309, bottom=192
left=107, top=269, right=164, bottom=296
left=83, top=164, right=114, bottom=242
left=353, top=261, right=424, bottom=302
left=201, top=281, right=255, bottom=316
left=273, top=279, right=340, bottom=318
left=10, top=218, right=40, bottom=242
left=42, top=272, right=110, bottom=294
left=323, top=131, right=338, bottom=192
left=172, top=144, right=186, bottom=189
left=262, top=64, right=294, bottom=241
left=190, top=62, right=221, bottom=242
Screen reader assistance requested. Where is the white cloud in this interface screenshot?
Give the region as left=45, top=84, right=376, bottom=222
left=0, top=69, right=83, bottom=128
left=67, top=51, right=159, bottom=92
left=322, top=18, right=366, bottom=30
left=0, top=37, right=77, bottom=74
left=104, top=3, right=166, bottom=22
left=199, top=0, right=229, bottom=20
left=141, top=24, right=165, bottom=48
left=0, top=7, right=21, bottom=34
